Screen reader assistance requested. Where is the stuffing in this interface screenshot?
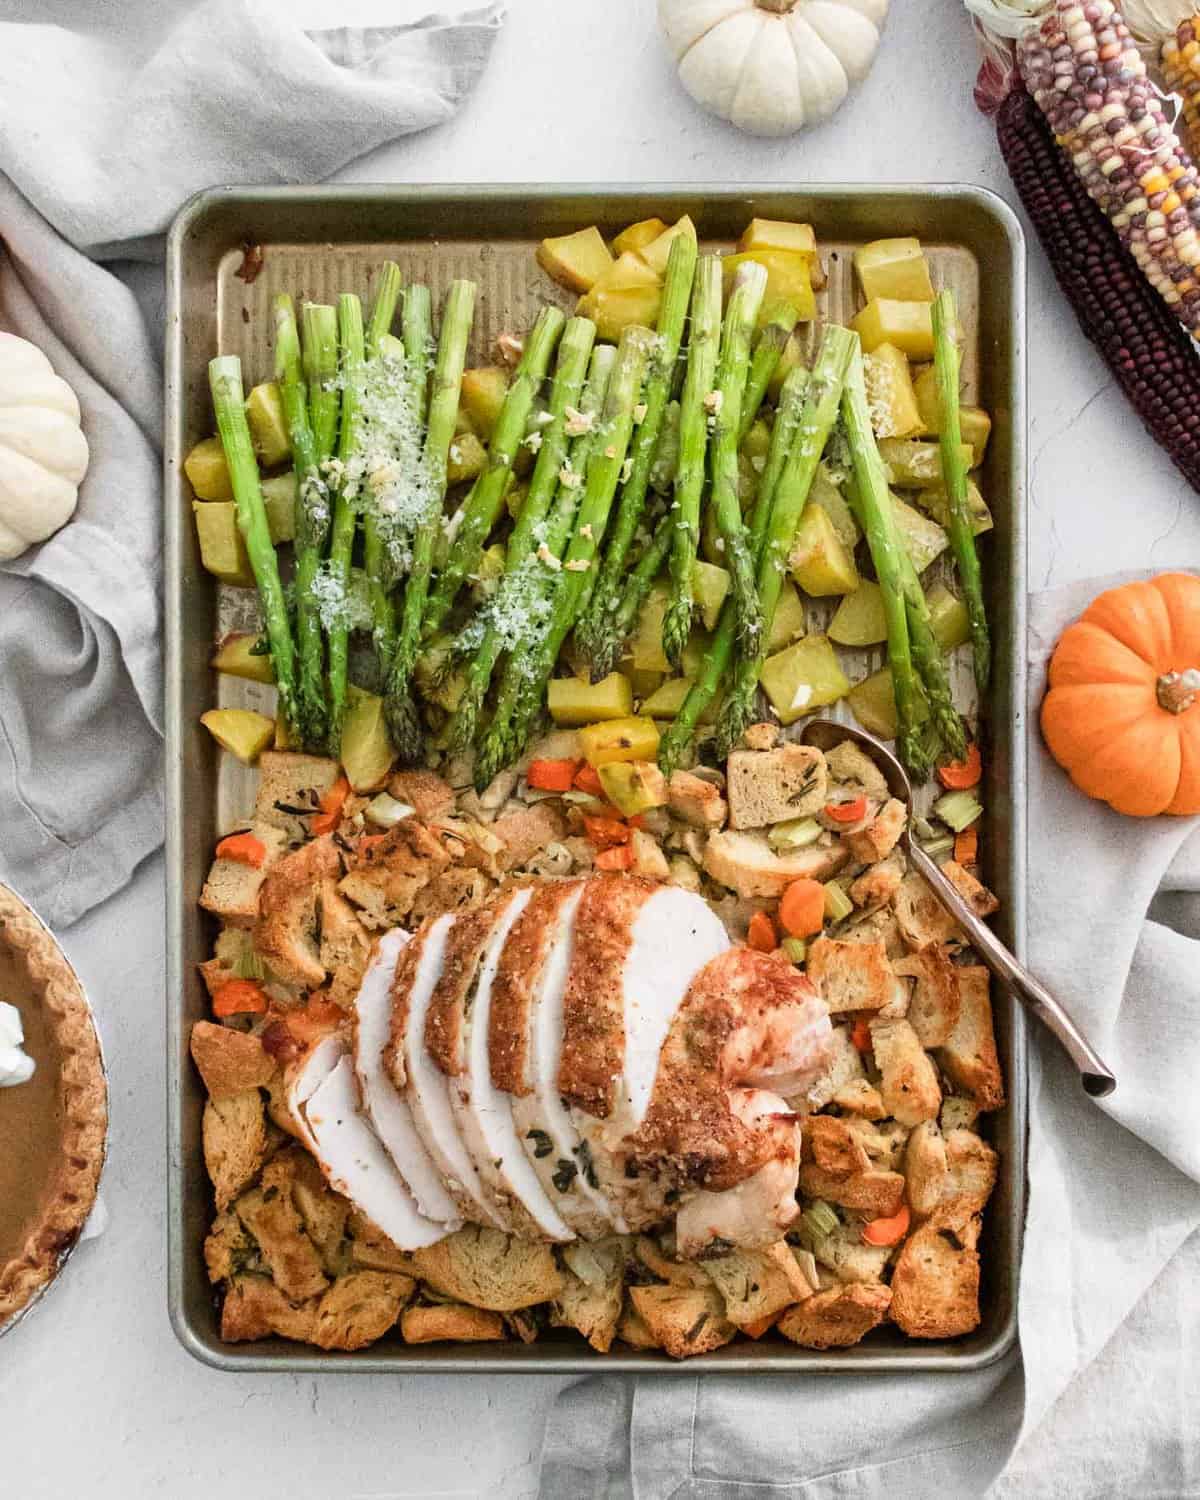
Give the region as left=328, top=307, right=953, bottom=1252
left=841, top=906, right=906, bottom=958
left=741, top=722, right=780, bottom=752
left=221, top=1274, right=318, bottom=1343
left=805, top=936, right=907, bottom=1014
left=940, top=1095, right=980, bottom=1133
left=254, top=836, right=341, bottom=988
left=630, top=827, right=670, bottom=880
left=846, top=1117, right=909, bottom=1172
left=941, top=1129, right=998, bottom=1220
left=318, top=879, right=371, bottom=1008
left=552, top=1268, right=624, bottom=1354
left=894, top=943, right=961, bottom=1047
left=824, top=741, right=889, bottom=801
left=832, top=1078, right=886, bottom=1118
left=809, top=1222, right=893, bottom=1285
left=401, top=1304, right=506, bottom=1344
left=797, top=1165, right=906, bottom=1217
left=798, top=1024, right=865, bottom=1112
left=278, top=1148, right=351, bottom=1275
left=253, top=751, right=341, bottom=842
left=199, top=823, right=288, bottom=927
left=726, top=744, right=828, bottom=829
left=869, top=1017, right=942, bottom=1126
left=386, top=768, right=456, bottom=823
left=702, top=1241, right=812, bottom=1327
left=628, top=1283, right=736, bottom=1359
left=190, top=1021, right=274, bottom=1100
left=889, top=1215, right=981, bottom=1339
left=849, top=854, right=905, bottom=912
left=235, top=1181, right=329, bottom=1301
left=337, top=818, right=450, bottom=929
left=938, top=967, right=1005, bottom=1111
left=703, top=829, right=847, bottom=898
left=203, top=1090, right=268, bottom=1211
left=777, top=1282, right=892, bottom=1349
left=409, top=866, right=495, bottom=923
left=616, top=1300, right=661, bottom=1350
left=634, top=1236, right=710, bottom=1289
left=843, top=799, right=907, bottom=864
left=204, top=1209, right=256, bottom=1283
left=667, top=770, right=728, bottom=828
left=803, top=1115, right=872, bottom=1178
left=411, top=1225, right=564, bottom=1311
left=347, top=1210, right=420, bottom=1276
left=942, top=860, right=1000, bottom=919
left=904, top=1119, right=949, bottom=1219
left=492, top=802, right=568, bottom=870
left=312, top=1271, right=414, bottom=1350
left=893, top=872, right=961, bottom=950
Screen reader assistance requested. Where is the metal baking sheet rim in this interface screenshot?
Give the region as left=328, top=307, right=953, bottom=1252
left=164, top=183, right=1029, bottom=1375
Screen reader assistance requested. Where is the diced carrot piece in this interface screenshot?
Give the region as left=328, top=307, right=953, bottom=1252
left=583, top=814, right=632, bottom=849
left=954, top=826, right=979, bottom=865
left=938, top=743, right=982, bottom=790
left=214, top=832, right=268, bottom=868
left=284, top=994, right=345, bottom=1043
left=861, top=1203, right=910, bottom=1246
left=311, top=775, right=351, bottom=835
left=527, top=758, right=581, bottom=792
left=779, top=878, right=826, bottom=938
left=824, top=795, right=868, bottom=824
left=573, top=764, right=605, bottom=796
left=212, top=979, right=268, bottom=1018
left=850, top=1017, right=872, bottom=1053
left=741, top=1312, right=781, bottom=1339
left=747, top=911, right=778, bottom=952
left=594, top=844, right=634, bottom=871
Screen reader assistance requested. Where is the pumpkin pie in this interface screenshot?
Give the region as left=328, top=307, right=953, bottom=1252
left=0, top=884, right=107, bottom=1334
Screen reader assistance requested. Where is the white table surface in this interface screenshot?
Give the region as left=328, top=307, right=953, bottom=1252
left=4, top=2, right=1200, bottom=1497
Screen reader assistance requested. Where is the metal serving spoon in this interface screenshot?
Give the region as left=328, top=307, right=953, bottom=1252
left=800, top=719, right=1117, bottom=1098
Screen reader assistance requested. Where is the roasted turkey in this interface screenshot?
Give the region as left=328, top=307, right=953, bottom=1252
left=287, top=874, right=834, bottom=1256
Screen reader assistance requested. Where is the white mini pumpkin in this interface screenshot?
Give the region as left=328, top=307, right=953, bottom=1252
left=0, top=331, right=89, bottom=561
left=658, top=0, right=891, bottom=137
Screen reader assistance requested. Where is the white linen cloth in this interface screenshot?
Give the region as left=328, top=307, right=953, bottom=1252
left=0, top=0, right=505, bottom=927
left=539, top=570, right=1200, bottom=1500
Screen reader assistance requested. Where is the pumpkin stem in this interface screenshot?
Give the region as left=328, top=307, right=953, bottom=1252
left=1156, top=669, right=1200, bottom=714
left=755, top=0, right=798, bottom=11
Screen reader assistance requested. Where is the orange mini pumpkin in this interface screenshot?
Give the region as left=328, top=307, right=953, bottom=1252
left=1041, top=572, right=1200, bottom=817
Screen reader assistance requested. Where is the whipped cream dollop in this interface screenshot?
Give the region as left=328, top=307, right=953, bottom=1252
left=0, top=1001, right=35, bottom=1087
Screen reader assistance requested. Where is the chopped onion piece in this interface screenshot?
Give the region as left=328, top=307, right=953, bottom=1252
left=364, top=792, right=415, bottom=829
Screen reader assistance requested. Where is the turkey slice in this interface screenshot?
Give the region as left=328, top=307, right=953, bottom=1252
left=353, top=928, right=462, bottom=1229
left=449, top=886, right=575, bottom=1242
left=388, top=912, right=505, bottom=1228
left=287, top=1036, right=447, bottom=1251
left=508, top=881, right=621, bottom=1237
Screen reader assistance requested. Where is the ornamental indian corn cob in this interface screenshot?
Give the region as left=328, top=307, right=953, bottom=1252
left=1123, top=0, right=1200, bottom=161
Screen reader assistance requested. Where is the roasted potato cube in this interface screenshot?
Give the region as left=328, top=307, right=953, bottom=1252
left=641, top=677, right=719, bottom=723
left=612, top=216, right=668, bottom=256
left=459, top=366, right=509, bottom=440
left=760, top=635, right=850, bottom=724
left=193, top=501, right=254, bottom=587
left=851, top=298, right=934, bottom=359
left=865, top=343, right=923, bottom=438
left=212, top=631, right=275, bottom=684
left=789, top=504, right=860, bottom=596
left=578, top=714, right=659, bottom=767
left=848, top=665, right=923, bottom=741
left=891, top=493, right=949, bottom=573
left=201, top=708, right=275, bottom=765
left=185, top=435, right=234, bottom=500
left=913, top=365, right=993, bottom=465
left=245, top=381, right=291, bottom=467
left=880, top=437, right=974, bottom=489
left=739, top=217, right=819, bottom=270
left=598, top=759, right=668, bottom=816
left=447, top=431, right=487, bottom=486
left=854, top=237, right=935, bottom=303
left=767, top=581, right=807, bottom=651
left=722, top=248, right=816, bottom=324
left=810, top=467, right=861, bottom=548
left=914, top=477, right=994, bottom=537
left=630, top=583, right=671, bottom=673
left=340, top=689, right=395, bottom=792
left=547, top=672, right=634, bottom=727
left=577, top=252, right=662, bottom=339
left=828, top=580, right=887, bottom=647
left=537, top=226, right=614, bottom=292
left=639, top=215, right=697, bottom=277
left=261, top=472, right=297, bottom=543
left=693, top=559, right=731, bottom=631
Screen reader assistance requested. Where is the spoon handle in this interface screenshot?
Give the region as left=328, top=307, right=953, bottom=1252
left=907, top=842, right=1116, bottom=1098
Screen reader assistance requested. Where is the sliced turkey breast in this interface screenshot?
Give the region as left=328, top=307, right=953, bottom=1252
left=287, top=1036, right=446, bottom=1252
left=509, top=881, right=622, bottom=1237
left=386, top=912, right=505, bottom=1229
left=449, top=886, right=575, bottom=1242
left=352, top=928, right=462, bottom=1229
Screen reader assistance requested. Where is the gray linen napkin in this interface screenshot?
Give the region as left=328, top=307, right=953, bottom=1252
left=0, top=0, right=505, bottom=928
left=539, top=570, right=1200, bottom=1500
